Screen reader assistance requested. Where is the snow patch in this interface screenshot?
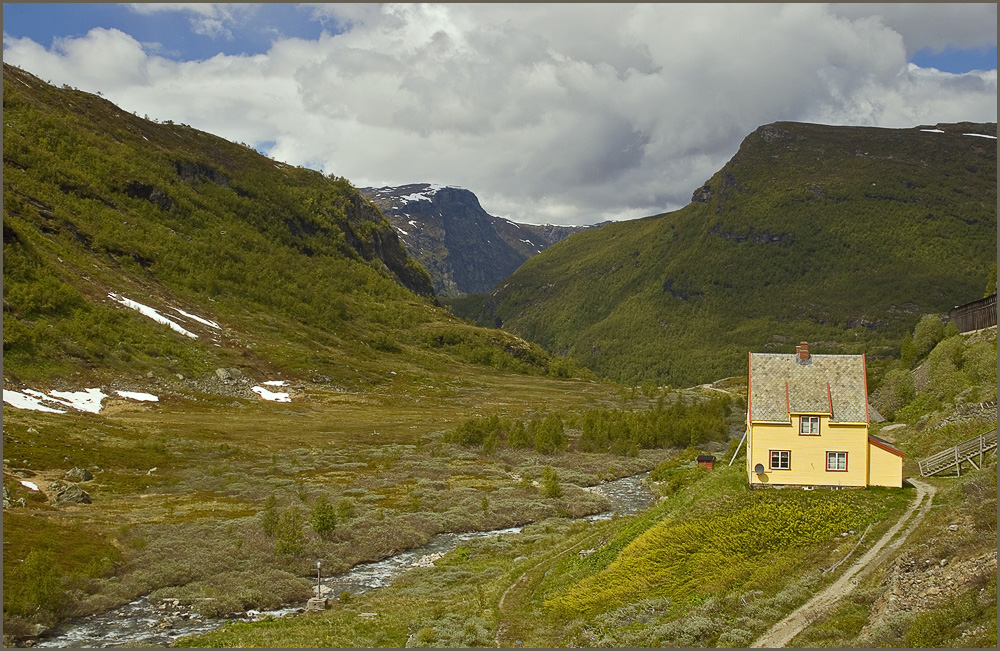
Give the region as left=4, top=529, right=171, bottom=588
left=963, top=133, right=997, bottom=139
left=252, top=386, right=291, bottom=402
left=4, top=388, right=108, bottom=413
left=170, top=307, right=221, bottom=330
left=407, top=220, right=418, bottom=227
left=109, top=293, right=197, bottom=338
left=116, top=390, right=159, bottom=402
left=395, top=227, right=409, bottom=235
left=262, top=380, right=286, bottom=386
left=49, top=388, right=108, bottom=413
left=3, top=390, right=68, bottom=413
left=19, top=480, right=39, bottom=492
left=920, top=128, right=945, bottom=133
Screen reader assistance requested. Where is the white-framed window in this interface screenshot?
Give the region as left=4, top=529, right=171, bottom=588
left=826, top=451, right=848, bottom=471
left=800, top=415, right=820, bottom=435
left=770, top=449, right=790, bottom=470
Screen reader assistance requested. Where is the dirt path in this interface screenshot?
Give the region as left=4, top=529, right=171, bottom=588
left=493, top=532, right=601, bottom=647
left=751, top=479, right=937, bottom=648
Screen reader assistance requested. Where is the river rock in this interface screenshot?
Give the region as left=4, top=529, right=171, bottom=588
left=65, top=467, right=94, bottom=482
left=54, top=483, right=92, bottom=504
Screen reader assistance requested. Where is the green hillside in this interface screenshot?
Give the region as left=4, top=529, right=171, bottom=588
left=2, top=63, right=571, bottom=386
left=461, top=121, right=997, bottom=385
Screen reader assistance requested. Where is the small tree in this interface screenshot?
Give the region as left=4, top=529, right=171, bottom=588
left=310, top=495, right=337, bottom=540
left=533, top=413, right=566, bottom=454
left=507, top=420, right=531, bottom=448
left=260, top=494, right=279, bottom=537
left=541, top=465, right=562, bottom=498
left=275, top=507, right=305, bottom=555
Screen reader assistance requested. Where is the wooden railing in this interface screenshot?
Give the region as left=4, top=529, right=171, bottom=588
left=919, top=428, right=997, bottom=477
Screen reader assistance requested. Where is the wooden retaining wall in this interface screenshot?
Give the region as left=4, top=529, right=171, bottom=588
left=948, top=293, right=997, bottom=333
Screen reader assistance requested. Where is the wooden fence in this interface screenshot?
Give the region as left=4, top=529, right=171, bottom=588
left=948, top=293, right=996, bottom=333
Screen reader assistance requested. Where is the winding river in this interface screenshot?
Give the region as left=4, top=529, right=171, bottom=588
left=35, top=473, right=654, bottom=648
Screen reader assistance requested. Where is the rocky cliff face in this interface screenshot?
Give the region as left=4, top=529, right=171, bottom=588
left=360, top=184, right=592, bottom=296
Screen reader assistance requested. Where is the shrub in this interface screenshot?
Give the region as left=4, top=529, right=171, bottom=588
left=336, top=498, right=356, bottom=521
left=260, top=494, right=279, bottom=536
left=7, top=550, right=64, bottom=618
left=533, top=413, right=566, bottom=454
left=310, top=495, right=337, bottom=540
left=508, top=421, right=531, bottom=449
left=275, top=507, right=305, bottom=556
left=717, top=627, right=753, bottom=647
left=875, top=368, right=915, bottom=417
left=912, top=314, right=944, bottom=360
left=541, top=466, right=563, bottom=498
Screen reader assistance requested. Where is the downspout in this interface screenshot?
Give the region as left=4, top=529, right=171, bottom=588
left=746, top=352, right=753, bottom=480
left=862, top=354, right=870, bottom=485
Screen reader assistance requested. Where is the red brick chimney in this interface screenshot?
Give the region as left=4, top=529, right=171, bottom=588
left=796, top=341, right=810, bottom=361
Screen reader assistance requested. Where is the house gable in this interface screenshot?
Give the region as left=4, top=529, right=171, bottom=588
left=749, top=347, right=869, bottom=424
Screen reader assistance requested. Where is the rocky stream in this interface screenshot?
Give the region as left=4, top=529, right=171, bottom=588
left=33, top=473, right=655, bottom=648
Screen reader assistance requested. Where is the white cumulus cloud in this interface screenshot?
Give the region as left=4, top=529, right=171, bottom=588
left=3, top=4, right=995, bottom=225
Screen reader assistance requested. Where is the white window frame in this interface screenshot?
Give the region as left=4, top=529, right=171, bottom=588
left=770, top=449, right=790, bottom=470
left=800, top=415, right=820, bottom=436
left=826, top=451, right=848, bottom=472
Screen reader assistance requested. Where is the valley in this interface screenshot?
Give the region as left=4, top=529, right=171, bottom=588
left=3, top=62, right=996, bottom=649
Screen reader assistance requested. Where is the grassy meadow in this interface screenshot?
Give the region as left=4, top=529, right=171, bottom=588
left=3, top=369, right=707, bottom=642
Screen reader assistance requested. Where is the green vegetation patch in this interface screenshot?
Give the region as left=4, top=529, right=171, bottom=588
left=3, top=513, right=120, bottom=622
left=546, top=475, right=906, bottom=618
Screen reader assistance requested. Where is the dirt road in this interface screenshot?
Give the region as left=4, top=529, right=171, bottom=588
left=751, top=479, right=937, bottom=648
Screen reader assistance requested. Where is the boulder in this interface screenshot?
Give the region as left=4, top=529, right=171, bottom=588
left=64, top=467, right=94, bottom=482
left=216, top=367, right=243, bottom=382
left=54, top=483, right=92, bottom=505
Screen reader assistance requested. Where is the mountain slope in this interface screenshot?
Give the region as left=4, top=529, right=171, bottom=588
left=1, top=63, right=566, bottom=387
left=360, top=184, right=591, bottom=296
left=467, top=121, right=997, bottom=385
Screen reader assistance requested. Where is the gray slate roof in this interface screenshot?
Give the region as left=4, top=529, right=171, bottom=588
left=749, top=353, right=869, bottom=424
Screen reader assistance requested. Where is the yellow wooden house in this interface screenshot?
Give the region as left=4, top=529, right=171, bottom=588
left=746, top=342, right=904, bottom=488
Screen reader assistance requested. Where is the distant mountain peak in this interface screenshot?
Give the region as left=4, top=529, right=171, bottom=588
left=360, top=184, right=593, bottom=296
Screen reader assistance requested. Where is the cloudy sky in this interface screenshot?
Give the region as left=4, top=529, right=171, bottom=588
left=3, top=3, right=996, bottom=225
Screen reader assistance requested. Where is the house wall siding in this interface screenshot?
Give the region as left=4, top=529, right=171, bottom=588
left=748, top=416, right=869, bottom=486
left=867, top=442, right=904, bottom=488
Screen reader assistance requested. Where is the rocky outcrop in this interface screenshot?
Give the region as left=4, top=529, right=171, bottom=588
left=64, top=467, right=94, bottom=482
left=360, top=184, right=592, bottom=296
left=708, top=223, right=793, bottom=246
left=342, top=192, right=435, bottom=297
left=52, top=482, right=92, bottom=504
left=857, top=549, right=996, bottom=645
left=124, top=181, right=174, bottom=211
